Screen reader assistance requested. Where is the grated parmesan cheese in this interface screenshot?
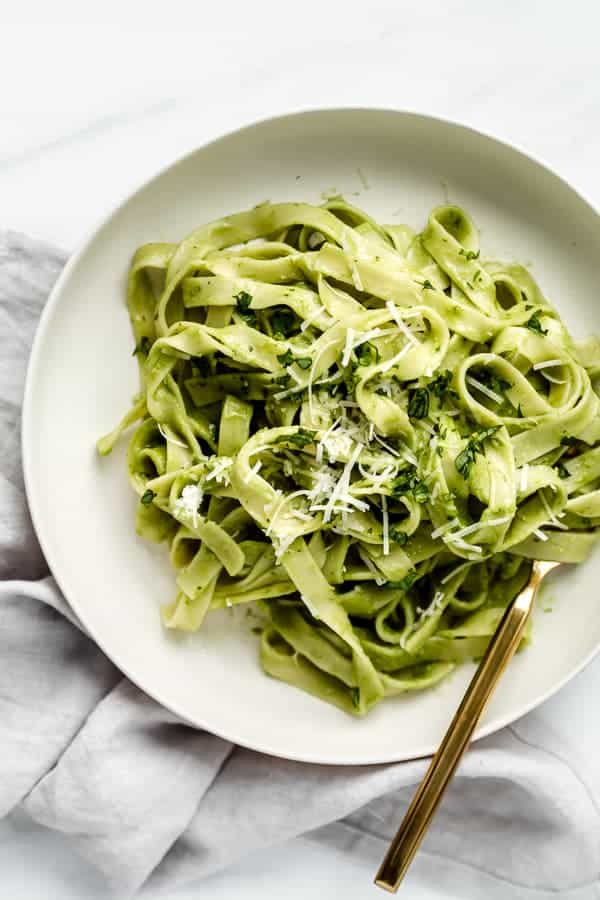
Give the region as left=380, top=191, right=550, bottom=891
left=174, top=483, right=204, bottom=529
left=431, top=517, right=460, bottom=540
left=381, top=494, right=390, bottom=556
left=386, top=301, right=418, bottom=345
left=466, top=375, right=503, bottom=405
left=532, top=359, right=564, bottom=370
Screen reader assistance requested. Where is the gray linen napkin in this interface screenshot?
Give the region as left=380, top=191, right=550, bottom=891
left=1, top=231, right=599, bottom=899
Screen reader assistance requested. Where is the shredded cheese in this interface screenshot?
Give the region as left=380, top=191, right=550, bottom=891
left=431, top=517, right=460, bottom=540
left=533, top=359, right=564, bottom=370
left=174, top=483, right=204, bottom=529
left=386, top=300, right=418, bottom=345
left=381, top=494, right=390, bottom=556
left=447, top=515, right=512, bottom=542
left=466, top=375, right=503, bottom=405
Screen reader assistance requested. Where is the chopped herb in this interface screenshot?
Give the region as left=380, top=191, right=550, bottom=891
left=413, top=481, right=430, bottom=504
left=458, top=248, right=480, bottom=260
left=133, top=336, right=151, bottom=356
left=391, top=465, right=429, bottom=503
left=356, top=341, right=379, bottom=366
left=429, top=370, right=454, bottom=399
left=408, top=387, right=430, bottom=419
left=466, top=281, right=474, bottom=290
left=275, top=428, right=316, bottom=448
left=389, top=570, right=418, bottom=591
left=422, top=279, right=435, bottom=290
left=295, top=357, right=312, bottom=370
left=140, top=489, right=156, bottom=506
left=271, top=308, right=296, bottom=337
left=277, top=349, right=294, bottom=367
left=234, top=290, right=253, bottom=311
left=234, top=290, right=257, bottom=325
left=454, top=426, right=501, bottom=479
left=525, top=311, right=548, bottom=335
left=476, top=368, right=512, bottom=395
left=275, top=374, right=291, bottom=388
left=389, top=527, right=408, bottom=546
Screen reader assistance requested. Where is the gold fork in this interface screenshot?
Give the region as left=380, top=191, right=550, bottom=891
left=375, top=558, right=560, bottom=893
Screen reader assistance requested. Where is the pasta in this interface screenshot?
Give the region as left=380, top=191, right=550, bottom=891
left=98, top=201, right=600, bottom=716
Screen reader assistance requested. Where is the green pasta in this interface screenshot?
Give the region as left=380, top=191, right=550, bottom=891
left=98, top=200, right=600, bottom=716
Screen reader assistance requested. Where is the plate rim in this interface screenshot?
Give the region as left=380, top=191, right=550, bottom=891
left=22, top=105, right=600, bottom=765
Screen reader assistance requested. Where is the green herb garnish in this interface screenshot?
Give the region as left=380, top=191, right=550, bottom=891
left=454, top=426, right=501, bottom=479
left=234, top=290, right=257, bottom=325
left=389, top=527, right=409, bottom=546
left=140, top=489, right=156, bottom=506
left=275, top=428, right=316, bottom=448
left=391, top=466, right=429, bottom=503
left=356, top=341, right=379, bottom=366
left=271, top=308, right=296, bottom=337
left=133, top=336, right=151, bottom=356
left=458, top=248, right=480, bottom=260
left=525, top=312, right=548, bottom=335
left=408, top=387, right=430, bottom=419
left=429, top=370, right=454, bottom=400
left=389, top=570, right=418, bottom=591
left=295, top=357, right=312, bottom=370
left=476, top=369, right=512, bottom=395
left=422, top=279, right=434, bottom=290
left=276, top=349, right=294, bottom=367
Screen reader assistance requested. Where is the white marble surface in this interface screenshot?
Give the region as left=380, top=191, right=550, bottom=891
left=2, top=2, right=600, bottom=897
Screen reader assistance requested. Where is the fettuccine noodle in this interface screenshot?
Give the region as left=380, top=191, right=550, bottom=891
left=98, top=201, right=600, bottom=715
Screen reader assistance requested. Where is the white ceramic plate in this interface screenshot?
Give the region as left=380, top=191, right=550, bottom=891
left=23, top=109, right=600, bottom=765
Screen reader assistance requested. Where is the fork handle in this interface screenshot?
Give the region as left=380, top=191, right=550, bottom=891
left=374, top=561, right=546, bottom=893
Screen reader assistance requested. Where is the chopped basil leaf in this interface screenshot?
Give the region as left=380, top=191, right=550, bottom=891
left=140, top=489, right=156, bottom=506
left=295, top=357, right=312, bottom=370
left=408, top=387, right=430, bottom=419
left=234, top=290, right=257, bottom=325
left=476, top=369, right=512, bottom=395
left=455, top=426, right=501, bottom=479
left=271, top=307, right=296, bottom=337
left=277, top=349, right=294, bottom=367
left=389, top=570, right=418, bottom=591
left=391, top=465, right=429, bottom=503
left=429, top=370, right=454, bottom=399
left=525, top=312, right=548, bottom=335
left=274, top=429, right=316, bottom=448
left=356, top=341, right=379, bottom=366
left=389, top=526, right=408, bottom=546
left=133, top=336, right=151, bottom=356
